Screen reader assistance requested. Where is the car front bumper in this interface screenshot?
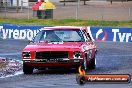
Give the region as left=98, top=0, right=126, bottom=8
left=23, top=58, right=83, bottom=68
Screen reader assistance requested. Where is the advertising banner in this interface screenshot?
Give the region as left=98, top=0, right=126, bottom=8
left=0, top=24, right=45, bottom=40
left=89, top=26, right=132, bottom=42
left=0, top=24, right=132, bottom=42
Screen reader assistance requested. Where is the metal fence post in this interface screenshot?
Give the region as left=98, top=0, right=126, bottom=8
left=28, top=0, right=30, bottom=20
left=4, top=2, right=7, bottom=18
left=16, top=0, right=19, bottom=13
left=101, top=7, right=104, bottom=21
left=129, top=7, right=131, bottom=17
left=20, top=0, right=23, bottom=12
left=76, top=0, right=80, bottom=19
left=64, top=0, right=66, bottom=6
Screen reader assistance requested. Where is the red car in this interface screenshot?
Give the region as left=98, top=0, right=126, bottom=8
left=22, top=26, right=97, bottom=74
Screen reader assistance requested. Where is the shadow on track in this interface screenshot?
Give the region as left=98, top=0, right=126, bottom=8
left=33, top=68, right=79, bottom=75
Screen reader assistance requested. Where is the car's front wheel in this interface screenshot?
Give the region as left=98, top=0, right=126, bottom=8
left=88, top=56, right=96, bottom=69
left=23, top=64, right=33, bottom=74
left=83, top=56, right=87, bottom=71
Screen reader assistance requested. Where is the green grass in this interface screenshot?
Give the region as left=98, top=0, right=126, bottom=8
left=0, top=18, right=132, bottom=27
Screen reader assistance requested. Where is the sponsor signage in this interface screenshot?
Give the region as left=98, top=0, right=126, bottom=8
left=89, top=26, right=132, bottom=42
left=0, top=24, right=132, bottom=42
left=0, top=24, right=45, bottom=40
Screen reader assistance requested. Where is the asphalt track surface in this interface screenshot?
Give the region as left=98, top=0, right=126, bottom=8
left=0, top=39, right=132, bottom=88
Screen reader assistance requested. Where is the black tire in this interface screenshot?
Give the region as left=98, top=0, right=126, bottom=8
left=75, top=56, right=87, bottom=73
left=23, top=64, right=33, bottom=74
left=88, top=56, right=96, bottom=69
left=75, top=66, right=80, bottom=73
left=76, top=74, right=86, bottom=85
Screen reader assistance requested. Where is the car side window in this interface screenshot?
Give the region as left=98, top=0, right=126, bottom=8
left=33, top=31, right=43, bottom=42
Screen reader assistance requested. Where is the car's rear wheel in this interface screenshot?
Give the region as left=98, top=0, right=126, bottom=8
left=23, top=64, right=33, bottom=74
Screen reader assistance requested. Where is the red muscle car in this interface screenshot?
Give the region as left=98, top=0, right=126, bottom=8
left=22, top=26, right=97, bottom=74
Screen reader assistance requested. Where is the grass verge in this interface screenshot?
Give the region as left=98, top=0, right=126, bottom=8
left=0, top=18, right=132, bottom=27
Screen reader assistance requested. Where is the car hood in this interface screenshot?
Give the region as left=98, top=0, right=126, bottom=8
left=23, top=42, right=85, bottom=52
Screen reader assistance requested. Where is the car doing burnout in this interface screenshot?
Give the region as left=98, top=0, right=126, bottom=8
left=22, top=26, right=97, bottom=74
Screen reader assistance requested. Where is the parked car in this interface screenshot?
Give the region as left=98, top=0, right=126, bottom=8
left=22, top=26, right=97, bottom=74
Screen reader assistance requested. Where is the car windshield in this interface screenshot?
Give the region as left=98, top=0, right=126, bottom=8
left=33, top=29, right=85, bottom=42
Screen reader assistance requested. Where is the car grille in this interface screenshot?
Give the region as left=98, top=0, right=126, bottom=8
left=36, top=51, right=68, bottom=59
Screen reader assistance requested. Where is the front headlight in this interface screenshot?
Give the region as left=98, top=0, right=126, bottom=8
left=74, top=51, right=81, bottom=58
left=23, top=52, right=31, bottom=58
